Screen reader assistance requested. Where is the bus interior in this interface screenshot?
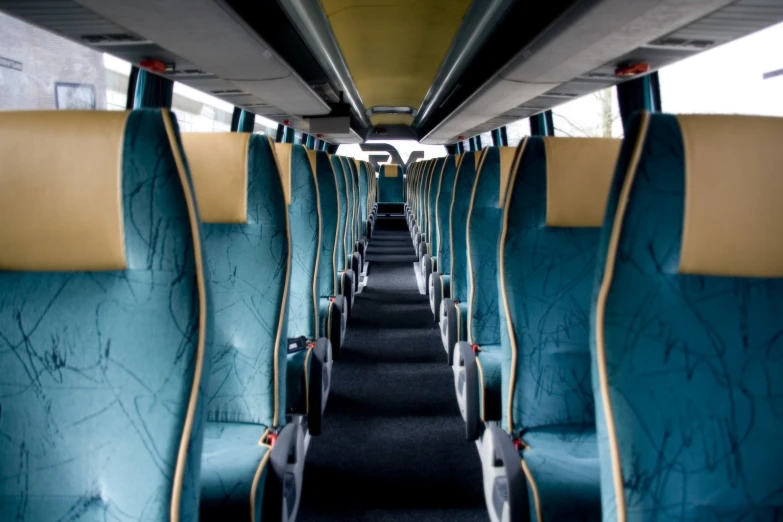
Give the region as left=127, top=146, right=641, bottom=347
left=1, top=1, right=783, bottom=521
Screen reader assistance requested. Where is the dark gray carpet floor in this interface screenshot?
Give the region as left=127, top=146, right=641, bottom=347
left=297, top=217, right=488, bottom=522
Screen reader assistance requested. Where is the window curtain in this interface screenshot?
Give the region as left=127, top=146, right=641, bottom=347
left=617, top=72, right=661, bottom=132
left=238, top=110, right=255, bottom=133
left=133, top=69, right=173, bottom=109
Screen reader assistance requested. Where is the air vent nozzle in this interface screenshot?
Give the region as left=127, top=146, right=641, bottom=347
left=649, top=37, right=715, bottom=49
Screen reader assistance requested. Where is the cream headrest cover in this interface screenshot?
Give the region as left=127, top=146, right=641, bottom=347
left=273, top=143, right=294, bottom=205
left=383, top=164, right=399, bottom=178
left=544, top=137, right=621, bottom=227
left=677, top=114, right=783, bottom=277
left=0, top=111, right=129, bottom=271
left=181, top=132, right=250, bottom=224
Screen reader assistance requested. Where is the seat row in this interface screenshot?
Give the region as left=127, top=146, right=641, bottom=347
left=405, top=113, right=783, bottom=521
left=0, top=109, right=378, bottom=522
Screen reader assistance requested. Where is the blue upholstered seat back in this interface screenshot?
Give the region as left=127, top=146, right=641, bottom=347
left=436, top=155, right=459, bottom=270
left=337, top=156, right=355, bottom=258
left=592, top=112, right=783, bottom=520
left=280, top=144, right=320, bottom=340
left=420, top=161, right=432, bottom=233
left=378, top=164, right=404, bottom=203
left=427, top=157, right=446, bottom=254
left=0, top=110, right=208, bottom=521
left=500, top=136, right=620, bottom=435
left=330, top=155, right=349, bottom=271
left=356, top=160, right=368, bottom=223
left=313, top=151, right=339, bottom=297
left=449, top=151, right=479, bottom=303
left=341, top=156, right=358, bottom=245
left=467, top=146, right=516, bottom=346
left=348, top=159, right=362, bottom=240
left=184, top=133, right=289, bottom=429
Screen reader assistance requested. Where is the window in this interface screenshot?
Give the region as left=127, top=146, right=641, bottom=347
left=104, top=55, right=132, bottom=110
left=0, top=11, right=130, bottom=111
left=253, top=115, right=278, bottom=136
left=479, top=131, right=493, bottom=148
left=659, top=21, right=783, bottom=116
left=551, top=87, right=623, bottom=138
left=172, top=83, right=233, bottom=132
left=505, top=119, right=531, bottom=147
left=336, top=140, right=446, bottom=172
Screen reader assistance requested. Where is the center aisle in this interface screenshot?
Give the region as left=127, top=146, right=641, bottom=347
left=297, top=216, right=488, bottom=522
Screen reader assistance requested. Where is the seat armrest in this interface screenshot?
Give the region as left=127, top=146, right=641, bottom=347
left=481, top=425, right=529, bottom=522
left=341, top=269, right=355, bottom=312
left=331, top=295, right=346, bottom=359
left=262, top=423, right=306, bottom=522
left=453, top=341, right=481, bottom=441
left=306, top=337, right=330, bottom=436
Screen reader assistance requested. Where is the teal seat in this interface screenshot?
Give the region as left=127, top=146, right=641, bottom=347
left=406, top=161, right=419, bottom=231
left=274, top=143, right=331, bottom=437
left=310, top=150, right=348, bottom=359
left=420, top=157, right=446, bottom=278
left=440, top=151, right=480, bottom=362
left=356, top=160, right=375, bottom=238
left=0, top=110, right=208, bottom=521
left=453, top=146, right=516, bottom=441
left=378, top=163, right=404, bottom=203
left=422, top=154, right=457, bottom=306
left=485, top=136, right=620, bottom=522
left=330, top=155, right=358, bottom=313
left=592, top=113, right=783, bottom=521
left=183, top=132, right=307, bottom=521
left=427, top=155, right=459, bottom=317
left=410, top=160, right=427, bottom=243
left=344, top=158, right=366, bottom=274
left=413, top=160, right=432, bottom=250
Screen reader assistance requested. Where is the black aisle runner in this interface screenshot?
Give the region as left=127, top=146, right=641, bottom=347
left=297, top=217, right=488, bottom=522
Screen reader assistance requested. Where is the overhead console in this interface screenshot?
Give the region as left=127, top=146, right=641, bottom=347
left=421, top=0, right=783, bottom=144
left=0, top=0, right=341, bottom=135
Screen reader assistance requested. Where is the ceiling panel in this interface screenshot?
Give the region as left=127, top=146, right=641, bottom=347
left=320, top=0, right=471, bottom=126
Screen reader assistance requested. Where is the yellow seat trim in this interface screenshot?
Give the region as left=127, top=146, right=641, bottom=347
left=595, top=111, right=651, bottom=522
left=161, top=110, right=208, bottom=522
left=267, top=136, right=292, bottom=427
left=499, top=138, right=529, bottom=434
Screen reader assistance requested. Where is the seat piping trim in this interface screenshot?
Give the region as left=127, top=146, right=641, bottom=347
left=466, top=148, right=490, bottom=345
left=595, top=111, right=650, bottom=521
left=499, top=138, right=529, bottom=434
left=520, top=458, right=543, bottom=522
left=267, top=136, right=292, bottom=427
left=162, top=110, right=207, bottom=522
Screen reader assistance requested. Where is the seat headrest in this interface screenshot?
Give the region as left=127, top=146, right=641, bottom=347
left=0, top=111, right=129, bottom=271
left=475, top=146, right=518, bottom=208
left=382, top=164, right=400, bottom=177
left=674, top=115, right=783, bottom=277
left=182, top=132, right=250, bottom=224
left=273, top=143, right=294, bottom=204
left=542, top=137, right=621, bottom=227
left=305, top=149, right=318, bottom=179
